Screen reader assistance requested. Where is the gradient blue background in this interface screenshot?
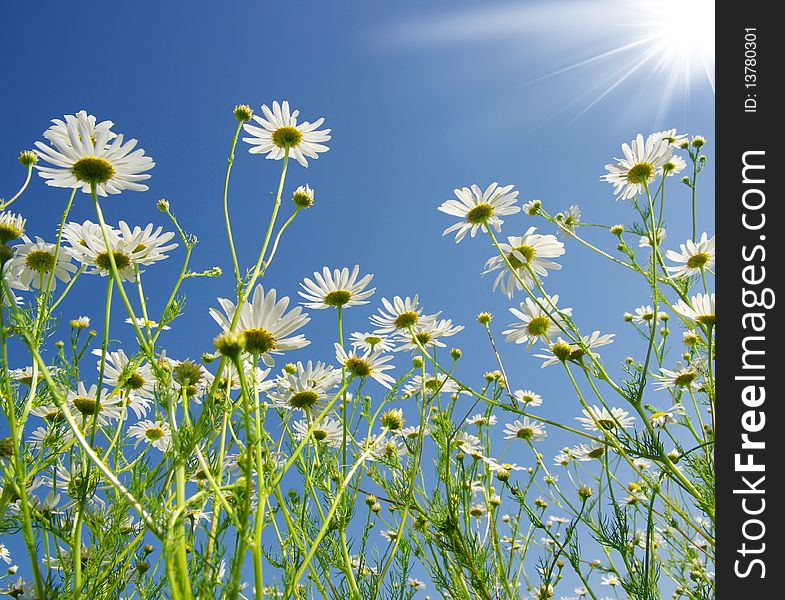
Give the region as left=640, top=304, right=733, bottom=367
left=1, top=0, right=714, bottom=595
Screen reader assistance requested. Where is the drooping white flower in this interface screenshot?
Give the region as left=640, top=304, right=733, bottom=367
left=653, top=367, right=701, bottom=392
left=649, top=405, right=686, bottom=428
left=673, top=292, right=715, bottom=328
left=483, top=227, right=564, bottom=297
left=438, top=183, right=520, bottom=243
left=242, top=101, right=330, bottom=167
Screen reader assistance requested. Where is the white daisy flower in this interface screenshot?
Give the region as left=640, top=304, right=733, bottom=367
left=399, top=425, right=429, bottom=440
left=438, top=182, right=520, bottom=243
left=673, top=293, right=715, bottom=328
left=556, top=205, right=581, bottom=237
left=92, top=349, right=154, bottom=419
left=553, top=452, right=572, bottom=466
left=666, top=233, right=715, bottom=277
left=467, top=414, right=497, bottom=427
left=299, top=265, right=374, bottom=309
left=334, top=344, right=395, bottom=389
left=600, top=575, right=620, bottom=587
left=370, top=295, right=438, bottom=334
left=652, top=129, right=688, bottom=147
left=349, top=331, right=394, bottom=353
left=66, top=382, right=122, bottom=426
left=9, top=237, right=77, bottom=290
left=34, top=110, right=154, bottom=196
left=242, top=100, right=330, bottom=167
left=392, top=317, right=463, bottom=352
left=267, top=360, right=340, bottom=413
left=369, top=434, right=408, bottom=462
left=62, top=220, right=176, bottom=282
left=649, top=405, right=686, bottom=428
left=502, top=418, right=547, bottom=442
left=663, top=154, right=687, bottom=175
left=483, top=227, right=565, bottom=297
left=630, top=305, right=667, bottom=325
left=210, top=285, right=310, bottom=366
left=638, top=227, right=666, bottom=248
left=402, top=373, right=462, bottom=397
left=454, top=432, right=483, bottom=457
left=291, top=416, right=344, bottom=447
left=653, top=367, right=701, bottom=392
left=408, top=579, right=426, bottom=591
left=126, top=317, right=169, bottom=331
left=0, top=543, right=11, bottom=564
left=28, top=424, right=74, bottom=450
left=602, top=133, right=673, bottom=200
left=512, top=390, right=543, bottom=407
left=483, top=458, right=526, bottom=473
left=128, top=420, right=172, bottom=452
left=571, top=442, right=606, bottom=461
left=576, top=405, right=635, bottom=432
left=380, top=530, right=399, bottom=543
left=0, top=211, right=26, bottom=244
left=503, top=294, right=572, bottom=347
left=220, top=358, right=274, bottom=394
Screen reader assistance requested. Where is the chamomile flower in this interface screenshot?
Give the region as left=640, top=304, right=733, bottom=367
left=209, top=285, right=310, bottom=366
left=299, top=265, right=375, bottom=309
left=653, top=367, right=701, bottom=392
left=454, top=432, right=483, bottom=457
left=34, top=110, right=154, bottom=196
left=653, top=129, right=688, bottom=147
left=242, top=101, right=330, bottom=167
left=666, top=233, right=715, bottom=277
left=370, top=295, right=437, bottom=334
left=114, top=221, right=178, bottom=266
left=571, top=442, right=606, bottom=461
left=28, top=425, right=74, bottom=450
left=503, top=294, right=572, bottom=346
left=0, top=543, right=10, bottom=564
left=630, top=305, right=667, bottom=325
left=602, top=133, right=673, bottom=200
left=576, top=406, right=635, bottom=432
left=334, top=344, right=395, bottom=389
left=556, top=205, right=581, bottom=237
left=291, top=416, right=344, bottom=448
left=126, top=316, right=170, bottom=331
left=638, top=227, right=666, bottom=248
left=663, top=154, right=687, bottom=175
left=483, top=228, right=565, bottom=297
left=438, top=182, right=520, bottom=243
left=349, top=331, right=394, bottom=353
left=512, top=390, right=543, bottom=407
left=503, top=418, right=547, bottom=442
left=66, top=382, right=122, bottom=426
left=392, top=318, right=463, bottom=352
left=94, top=348, right=155, bottom=410
left=369, top=435, right=408, bottom=462
left=9, top=237, right=77, bottom=290
left=673, top=293, right=715, bottom=328
left=268, top=361, right=340, bottom=413
left=467, top=414, right=498, bottom=427
left=649, top=405, right=686, bottom=428
left=128, top=420, right=172, bottom=452
left=0, top=211, right=25, bottom=244
left=402, top=373, right=462, bottom=397
left=600, top=575, right=620, bottom=587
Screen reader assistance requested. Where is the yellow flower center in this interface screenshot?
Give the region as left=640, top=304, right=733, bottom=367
left=271, top=126, right=303, bottom=148
left=72, top=156, right=115, bottom=185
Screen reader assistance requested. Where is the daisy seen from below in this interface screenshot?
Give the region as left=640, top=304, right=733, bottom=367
left=349, top=331, right=394, bottom=353
left=503, top=294, right=572, bottom=347
left=298, top=265, right=374, bottom=309
left=512, top=389, right=543, bottom=407
left=402, top=373, right=462, bottom=397
left=483, top=227, right=565, bottom=297
left=8, top=237, right=77, bottom=290
left=392, top=317, right=463, bottom=352
left=438, top=182, right=520, bottom=243
left=653, top=367, right=701, bottom=392
left=66, top=382, right=122, bottom=426
left=503, top=418, right=547, bottom=442
left=602, top=133, right=673, bottom=200
left=128, top=420, right=172, bottom=452
left=334, top=343, right=395, bottom=389
left=666, top=233, right=715, bottom=277
left=267, top=360, right=340, bottom=413
left=209, top=285, right=310, bottom=366
left=556, top=205, right=581, bottom=237
left=242, top=100, right=330, bottom=167
left=0, top=211, right=25, bottom=244
left=370, top=295, right=437, bottom=335
left=292, top=416, right=344, bottom=448
left=34, top=110, right=154, bottom=196
left=649, top=405, right=686, bottom=428
left=653, top=129, right=688, bottom=147
left=673, top=293, right=715, bottom=329
left=638, top=227, right=666, bottom=248
left=92, top=348, right=154, bottom=418
left=576, top=405, right=635, bottom=432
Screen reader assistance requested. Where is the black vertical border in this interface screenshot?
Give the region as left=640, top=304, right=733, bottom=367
left=716, top=3, right=782, bottom=597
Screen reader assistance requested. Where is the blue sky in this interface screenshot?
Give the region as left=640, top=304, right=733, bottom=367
left=1, top=0, right=714, bottom=593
